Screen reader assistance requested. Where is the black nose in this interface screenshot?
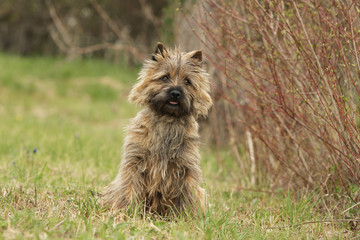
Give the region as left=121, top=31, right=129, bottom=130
left=170, top=90, right=181, bottom=99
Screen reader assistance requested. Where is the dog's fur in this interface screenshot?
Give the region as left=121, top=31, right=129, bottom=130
left=102, top=43, right=212, bottom=216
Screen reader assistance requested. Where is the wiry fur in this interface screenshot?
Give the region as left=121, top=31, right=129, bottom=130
left=102, top=43, right=212, bottom=216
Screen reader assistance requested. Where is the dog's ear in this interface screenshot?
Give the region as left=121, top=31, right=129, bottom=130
left=153, top=42, right=168, bottom=59
left=188, top=50, right=202, bottom=62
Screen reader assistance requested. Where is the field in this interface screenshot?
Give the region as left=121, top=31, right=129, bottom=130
left=0, top=54, right=357, bottom=239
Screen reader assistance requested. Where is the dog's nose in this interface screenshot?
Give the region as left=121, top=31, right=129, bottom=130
left=170, top=90, right=181, bottom=99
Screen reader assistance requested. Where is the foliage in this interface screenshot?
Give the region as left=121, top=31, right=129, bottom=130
left=187, top=0, right=360, bottom=206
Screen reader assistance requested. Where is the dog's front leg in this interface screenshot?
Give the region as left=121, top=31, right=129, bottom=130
left=170, top=160, right=205, bottom=214
left=102, top=144, right=145, bottom=211
left=183, top=170, right=205, bottom=210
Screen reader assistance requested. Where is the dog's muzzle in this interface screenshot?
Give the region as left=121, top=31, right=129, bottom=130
left=168, top=87, right=183, bottom=106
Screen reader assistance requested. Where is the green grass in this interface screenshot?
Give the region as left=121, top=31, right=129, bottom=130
left=0, top=53, right=357, bottom=239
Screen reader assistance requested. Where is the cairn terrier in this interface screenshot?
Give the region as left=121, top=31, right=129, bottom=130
left=102, top=43, right=212, bottom=216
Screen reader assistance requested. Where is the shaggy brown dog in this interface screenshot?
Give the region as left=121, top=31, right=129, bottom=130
left=102, top=43, right=212, bottom=216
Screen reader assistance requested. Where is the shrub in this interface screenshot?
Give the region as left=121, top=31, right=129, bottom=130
left=188, top=0, right=360, bottom=202
left=0, top=0, right=168, bottom=61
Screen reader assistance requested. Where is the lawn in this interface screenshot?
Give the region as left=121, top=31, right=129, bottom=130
left=0, top=54, right=356, bottom=239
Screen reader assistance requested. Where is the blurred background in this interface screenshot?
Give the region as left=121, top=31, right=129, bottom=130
left=0, top=0, right=179, bottom=60
left=1, top=0, right=359, bottom=219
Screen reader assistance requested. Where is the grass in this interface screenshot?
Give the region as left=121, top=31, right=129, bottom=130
left=0, top=53, right=358, bottom=239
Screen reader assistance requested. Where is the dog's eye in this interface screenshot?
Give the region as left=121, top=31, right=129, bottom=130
left=160, top=75, right=169, bottom=81
left=185, top=78, right=191, bottom=85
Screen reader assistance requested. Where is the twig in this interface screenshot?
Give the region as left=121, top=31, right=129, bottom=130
left=46, top=0, right=145, bottom=61
left=139, top=0, right=161, bottom=27
left=46, top=0, right=74, bottom=49
left=341, top=202, right=360, bottom=215
left=148, top=222, right=170, bottom=239
left=267, top=218, right=360, bottom=230
left=235, top=187, right=279, bottom=195
left=89, top=0, right=125, bottom=39
left=247, top=131, right=256, bottom=186
left=48, top=219, right=66, bottom=231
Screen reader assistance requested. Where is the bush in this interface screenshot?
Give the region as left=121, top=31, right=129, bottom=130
left=189, top=0, right=360, bottom=202
left=0, top=0, right=168, bottom=61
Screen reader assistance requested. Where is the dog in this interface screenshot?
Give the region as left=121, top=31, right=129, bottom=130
left=102, top=42, right=212, bottom=216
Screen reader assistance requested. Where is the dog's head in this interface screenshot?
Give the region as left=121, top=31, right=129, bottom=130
left=129, top=43, right=212, bottom=118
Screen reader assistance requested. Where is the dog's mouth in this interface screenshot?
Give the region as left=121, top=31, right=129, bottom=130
left=168, top=101, right=179, bottom=106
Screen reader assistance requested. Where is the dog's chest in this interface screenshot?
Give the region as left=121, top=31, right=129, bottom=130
left=134, top=121, right=186, bottom=190
left=149, top=121, right=186, bottom=160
